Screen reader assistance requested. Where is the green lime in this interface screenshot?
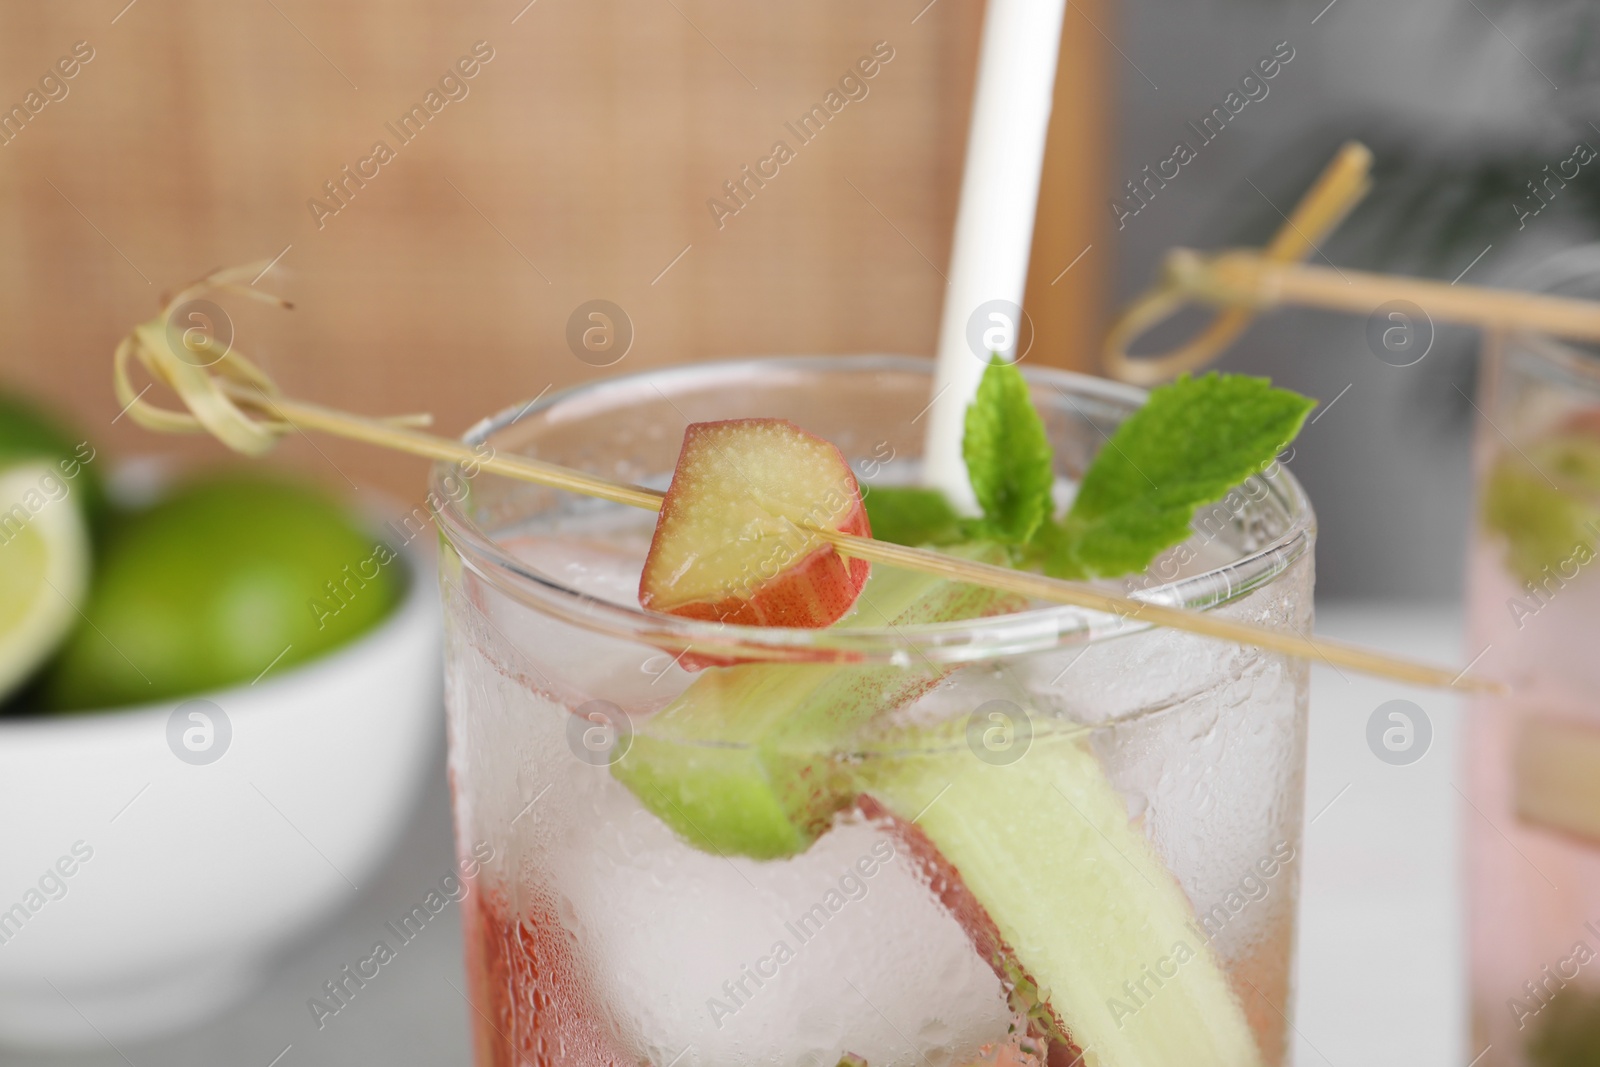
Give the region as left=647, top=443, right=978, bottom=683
left=0, top=392, right=100, bottom=703
left=0, top=461, right=93, bottom=701
left=0, top=392, right=104, bottom=525
left=41, top=473, right=405, bottom=711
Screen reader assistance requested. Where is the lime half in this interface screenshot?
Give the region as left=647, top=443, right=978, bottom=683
left=0, top=460, right=91, bottom=699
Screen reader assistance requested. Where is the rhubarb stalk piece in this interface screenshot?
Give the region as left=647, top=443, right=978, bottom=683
left=860, top=727, right=1265, bottom=1067
left=639, top=419, right=871, bottom=628
left=614, top=546, right=1022, bottom=859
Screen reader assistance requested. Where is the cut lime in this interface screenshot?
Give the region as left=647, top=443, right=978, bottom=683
left=0, top=392, right=104, bottom=526
left=0, top=461, right=92, bottom=701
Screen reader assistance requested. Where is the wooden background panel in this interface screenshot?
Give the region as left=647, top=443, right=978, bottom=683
left=1025, top=0, right=1114, bottom=377
left=0, top=0, right=1109, bottom=500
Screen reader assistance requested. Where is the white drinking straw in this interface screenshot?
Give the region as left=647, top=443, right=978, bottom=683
left=922, top=0, right=1070, bottom=509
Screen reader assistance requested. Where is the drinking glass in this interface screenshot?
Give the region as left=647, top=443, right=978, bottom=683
left=1465, top=250, right=1600, bottom=1064
left=433, top=356, right=1314, bottom=1067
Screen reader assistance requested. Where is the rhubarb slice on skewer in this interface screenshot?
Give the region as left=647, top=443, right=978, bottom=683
left=639, top=418, right=871, bottom=628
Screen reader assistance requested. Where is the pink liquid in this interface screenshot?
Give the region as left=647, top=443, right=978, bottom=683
left=1466, top=512, right=1600, bottom=1063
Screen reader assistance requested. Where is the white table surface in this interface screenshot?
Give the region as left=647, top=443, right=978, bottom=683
left=4, top=601, right=1469, bottom=1067
left=1292, top=602, right=1467, bottom=1067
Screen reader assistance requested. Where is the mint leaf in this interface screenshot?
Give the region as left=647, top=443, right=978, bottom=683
left=877, top=369, right=1313, bottom=579
left=963, top=359, right=1054, bottom=544
left=862, top=485, right=966, bottom=547
left=1043, top=373, right=1314, bottom=579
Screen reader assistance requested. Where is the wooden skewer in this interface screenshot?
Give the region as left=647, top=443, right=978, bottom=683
left=198, top=371, right=1498, bottom=693
left=239, top=385, right=666, bottom=512
left=1103, top=139, right=1600, bottom=383
left=1172, top=250, right=1600, bottom=342
left=274, top=387, right=1505, bottom=691
left=812, top=529, right=1485, bottom=692
left=111, top=274, right=1503, bottom=694
left=1104, top=141, right=1374, bottom=386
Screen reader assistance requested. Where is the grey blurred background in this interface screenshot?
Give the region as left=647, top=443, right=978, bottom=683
left=1112, top=0, right=1595, bottom=600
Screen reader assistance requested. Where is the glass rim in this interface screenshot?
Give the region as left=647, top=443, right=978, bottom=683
left=1502, top=243, right=1600, bottom=379
left=430, top=355, right=1315, bottom=666
left=1499, top=329, right=1600, bottom=390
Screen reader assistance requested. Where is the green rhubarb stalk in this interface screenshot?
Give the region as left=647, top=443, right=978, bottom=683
left=612, top=543, right=1020, bottom=859
left=1482, top=433, right=1600, bottom=584
left=861, top=722, right=1264, bottom=1067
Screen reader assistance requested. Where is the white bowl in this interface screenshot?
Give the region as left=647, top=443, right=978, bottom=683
left=0, top=549, right=441, bottom=1048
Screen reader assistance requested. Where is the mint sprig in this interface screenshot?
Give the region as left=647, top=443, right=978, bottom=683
left=1044, top=372, right=1315, bottom=578
left=963, top=356, right=1056, bottom=544
left=867, top=362, right=1315, bottom=582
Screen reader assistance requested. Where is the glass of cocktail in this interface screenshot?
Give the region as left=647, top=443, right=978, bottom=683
left=1465, top=251, right=1600, bottom=1064
left=432, top=356, right=1314, bottom=1067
